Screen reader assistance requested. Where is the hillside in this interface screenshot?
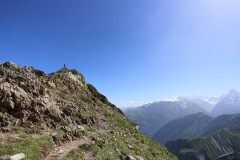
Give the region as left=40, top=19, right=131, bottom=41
left=202, top=113, right=240, bottom=136
left=166, top=128, right=240, bottom=160
left=217, top=149, right=240, bottom=160
left=165, top=113, right=240, bottom=160
left=0, top=62, right=177, bottom=160
left=153, top=112, right=212, bottom=145
left=124, top=100, right=206, bottom=137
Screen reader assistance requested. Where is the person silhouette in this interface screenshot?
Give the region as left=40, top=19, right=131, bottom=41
left=64, top=64, right=66, bottom=68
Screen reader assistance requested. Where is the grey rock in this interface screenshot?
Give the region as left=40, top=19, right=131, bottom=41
left=135, top=125, right=140, bottom=130
left=51, top=132, right=58, bottom=137
left=9, top=153, right=25, bottom=160
left=128, top=144, right=134, bottom=150
left=47, top=81, right=56, bottom=88
left=77, top=125, right=85, bottom=131
left=115, top=148, right=121, bottom=155
left=135, top=155, right=144, bottom=160
left=62, top=126, right=72, bottom=132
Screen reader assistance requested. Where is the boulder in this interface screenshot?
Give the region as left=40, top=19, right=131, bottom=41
left=135, top=125, right=140, bottom=130
left=9, top=153, right=25, bottom=160
left=77, top=125, right=85, bottom=131
left=128, top=144, right=134, bottom=150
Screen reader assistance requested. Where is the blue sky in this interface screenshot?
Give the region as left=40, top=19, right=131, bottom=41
left=1, top=0, right=240, bottom=107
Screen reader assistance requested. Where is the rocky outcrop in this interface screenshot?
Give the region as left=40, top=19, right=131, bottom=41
left=0, top=62, right=108, bottom=133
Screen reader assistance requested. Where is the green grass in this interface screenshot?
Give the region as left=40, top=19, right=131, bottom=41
left=0, top=135, right=53, bottom=160
left=62, top=147, right=84, bottom=160
left=52, top=130, right=66, bottom=144
left=32, top=69, right=45, bottom=77
left=89, top=131, right=177, bottom=160
left=62, top=143, right=93, bottom=160
left=61, top=112, right=177, bottom=160
left=70, top=69, right=80, bottom=75
left=92, top=115, right=176, bottom=160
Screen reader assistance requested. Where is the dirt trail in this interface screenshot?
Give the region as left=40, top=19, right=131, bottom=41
left=0, top=132, right=93, bottom=160
left=82, top=150, right=94, bottom=160
left=44, top=136, right=92, bottom=160
left=0, top=132, right=20, bottom=140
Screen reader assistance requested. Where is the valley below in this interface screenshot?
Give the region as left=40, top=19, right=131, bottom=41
left=123, top=90, right=240, bottom=160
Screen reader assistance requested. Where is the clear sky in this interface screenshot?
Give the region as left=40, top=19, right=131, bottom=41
left=1, top=0, right=240, bottom=108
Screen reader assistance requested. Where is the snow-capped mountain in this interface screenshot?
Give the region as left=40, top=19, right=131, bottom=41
left=123, top=90, right=240, bottom=137
left=163, top=95, right=220, bottom=112
left=124, top=99, right=207, bottom=137
left=211, top=89, right=240, bottom=116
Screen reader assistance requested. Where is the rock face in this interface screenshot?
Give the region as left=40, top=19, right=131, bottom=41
left=0, top=62, right=93, bottom=131
left=0, top=62, right=177, bottom=160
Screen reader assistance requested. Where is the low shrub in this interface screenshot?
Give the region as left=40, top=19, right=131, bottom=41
left=33, top=69, right=45, bottom=77
left=70, top=69, right=80, bottom=75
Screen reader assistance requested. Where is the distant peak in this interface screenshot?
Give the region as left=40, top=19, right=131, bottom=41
left=228, top=89, right=240, bottom=95
left=162, top=97, right=180, bottom=102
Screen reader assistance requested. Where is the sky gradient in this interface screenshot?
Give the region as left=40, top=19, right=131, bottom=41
left=1, top=0, right=240, bottom=107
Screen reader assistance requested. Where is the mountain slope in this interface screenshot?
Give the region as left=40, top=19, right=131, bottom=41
left=0, top=62, right=177, bottom=160
left=202, top=113, right=240, bottom=136
left=153, top=112, right=212, bottom=145
left=166, top=128, right=240, bottom=160
left=217, top=149, right=240, bottom=160
left=165, top=113, right=240, bottom=160
left=124, top=100, right=207, bottom=137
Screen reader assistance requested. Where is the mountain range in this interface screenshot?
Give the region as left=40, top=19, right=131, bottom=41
left=123, top=89, right=240, bottom=160
left=212, top=89, right=240, bottom=117
left=124, top=100, right=206, bottom=137
left=123, top=89, right=240, bottom=138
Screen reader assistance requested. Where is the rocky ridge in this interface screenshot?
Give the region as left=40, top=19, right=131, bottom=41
left=0, top=62, right=102, bottom=132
